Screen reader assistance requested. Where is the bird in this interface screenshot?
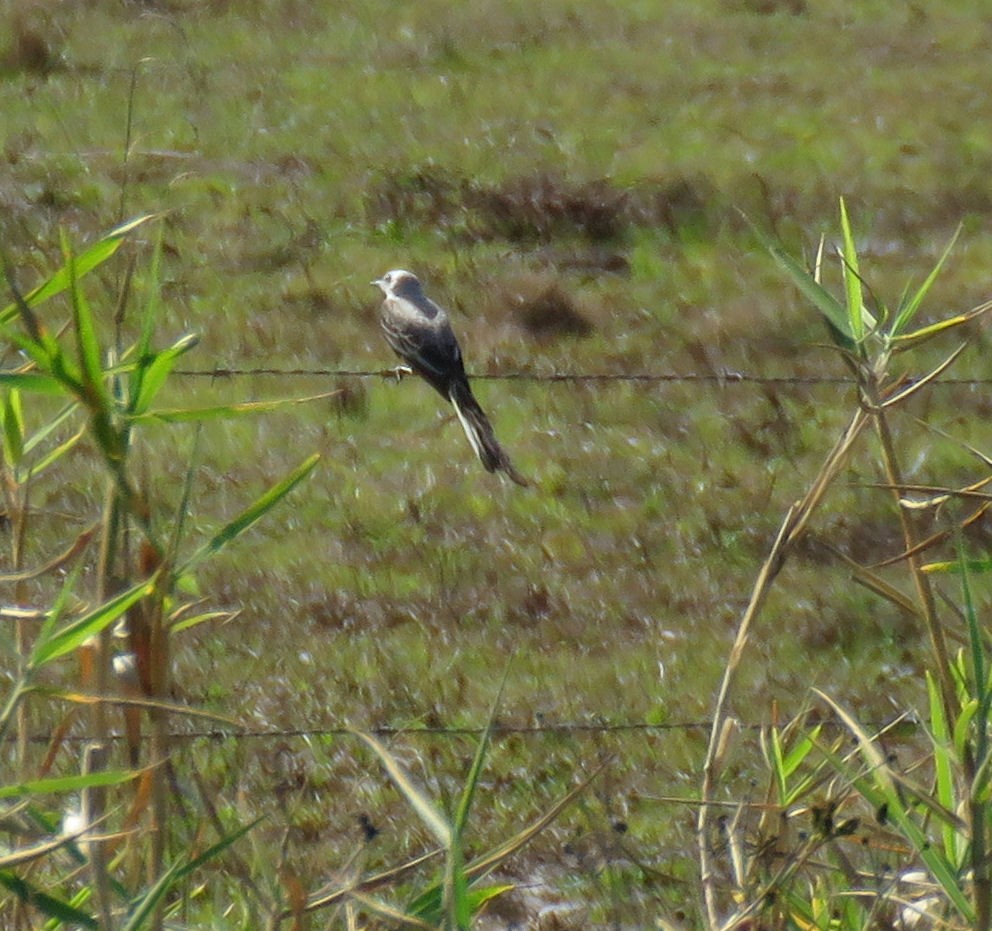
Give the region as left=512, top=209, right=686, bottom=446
left=372, top=269, right=529, bottom=486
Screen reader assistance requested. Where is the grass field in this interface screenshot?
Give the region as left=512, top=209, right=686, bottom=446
left=3, top=1, right=992, bottom=927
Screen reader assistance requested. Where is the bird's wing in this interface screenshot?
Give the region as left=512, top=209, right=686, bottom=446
left=381, top=300, right=466, bottom=390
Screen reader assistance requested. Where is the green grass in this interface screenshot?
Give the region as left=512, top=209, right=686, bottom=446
left=3, top=0, right=992, bottom=926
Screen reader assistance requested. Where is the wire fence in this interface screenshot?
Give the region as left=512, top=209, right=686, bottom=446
left=20, top=716, right=920, bottom=747
left=174, top=366, right=992, bottom=387
left=1, top=363, right=956, bottom=755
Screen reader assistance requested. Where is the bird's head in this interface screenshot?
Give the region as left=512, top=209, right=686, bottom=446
left=372, top=269, right=422, bottom=298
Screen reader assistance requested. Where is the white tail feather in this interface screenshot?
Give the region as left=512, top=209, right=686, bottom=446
left=451, top=394, right=487, bottom=465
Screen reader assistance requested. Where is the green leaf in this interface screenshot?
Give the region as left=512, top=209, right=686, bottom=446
left=927, top=671, right=961, bottom=866
left=745, top=214, right=852, bottom=344
left=63, top=231, right=110, bottom=415
left=922, top=558, right=992, bottom=575
left=838, top=197, right=868, bottom=341
left=890, top=224, right=960, bottom=336
left=129, top=333, right=200, bottom=416
left=169, top=609, right=235, bottom=635
left=4, top=328, right=79, bottom=389
left=407, top=882, right=514, bottom=925
left=0, top=371, right=64, bottom=394
left=134, top=391, right=338, bottom=423
left=0, top=215, right=155, bottom=325
left=815, top=690, right=974, bottom=921
left=779, top=726, right=820, bottom=781
left=769, top=725, right=821, bottom=807
left=120, top=856, right=186, bottom=931
left=0, top=870, right=97, bottom=928
left=952, top=700, right=979, bottom=760
left=183, top=453, right=320, bottom=570
left=1, top=388, right=24, bottom=468
left=0, top=769, right=137, bottom=800
left=453, top=668, right=507, bottom=837
left=18, top=423, right=86, bottom=485
left=30, top=578, right=156, bottom=667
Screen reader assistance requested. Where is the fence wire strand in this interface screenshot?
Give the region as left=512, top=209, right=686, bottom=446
left=19, top=716, right=918, bottom=747
left=174, top=367, right=992, bottom=387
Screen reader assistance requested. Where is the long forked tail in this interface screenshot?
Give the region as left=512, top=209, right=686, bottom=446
left=448, top=379, right=529, bottom=487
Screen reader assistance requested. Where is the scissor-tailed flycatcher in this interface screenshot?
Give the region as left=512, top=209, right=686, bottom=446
left=372, top=269, right=529, bottom=486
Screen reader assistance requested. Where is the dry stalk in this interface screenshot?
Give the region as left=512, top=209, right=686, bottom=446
left=698, top=405, right=870, bottom=928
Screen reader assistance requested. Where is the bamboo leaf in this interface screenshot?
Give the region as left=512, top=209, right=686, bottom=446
left=745, top=214, right=853, bottom=344
left=838, top=198, right=866, bottom=342
left=0, top=215, right=155, bottom=325
left=183, top=453, right=320, bottom=570
left=18, top=423, right=86, bottom=484
left=134, top=391, right=338, bottom=423
left=31, top=578, right=156, bottom=667
left=0, top=371, right=64, bottom=394
left=4, top=328, right=79, bottom=388
left=0, top=870, right=97, bottom=927
left=890, top=224, right=961, bottom=336
left=815, top=690, right=974, bottom=920
left=21, top=401, right=80, bottom=457
left=120, top=856, right=186, bottom=931
left=0, top=769, right=137, bottom=800
left=927, top=672, right=961, bottom=866
left=63, top=231, right=109, bottom=412
left=892, top=306, right=989, bottom=348
left=129, top=333, right=200, bottom=416
left=169, top=608, right=237, bottom=635
left=1, top=388, right=24, bottom=468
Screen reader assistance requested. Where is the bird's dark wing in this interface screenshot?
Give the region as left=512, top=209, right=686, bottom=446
left=380, top=302, right=467, bottom=397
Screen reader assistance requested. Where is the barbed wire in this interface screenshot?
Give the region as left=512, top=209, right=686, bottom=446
left=19, top=716, right=919, bottom=746
left=174, top=367, right=992, bottom=387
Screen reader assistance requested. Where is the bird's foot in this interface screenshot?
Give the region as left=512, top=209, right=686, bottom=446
left=387, top=364, right=413, bottom=382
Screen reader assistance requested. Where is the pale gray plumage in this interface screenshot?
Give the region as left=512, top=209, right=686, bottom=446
left=372, top=269, right=528, bottom=486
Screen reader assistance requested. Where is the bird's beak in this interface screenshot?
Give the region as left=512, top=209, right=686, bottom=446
left=371, top=279, right=383, bottom=288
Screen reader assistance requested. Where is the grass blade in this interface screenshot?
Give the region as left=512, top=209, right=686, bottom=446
left=815, top=689, right=974, bottom=920
left=353, top=730, right=452, bottom=847
left=120, top=855, right=185, bottom=931
left=453, top=666, right=509, bottom=836
left=19, top=423, right=86, bottom=484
